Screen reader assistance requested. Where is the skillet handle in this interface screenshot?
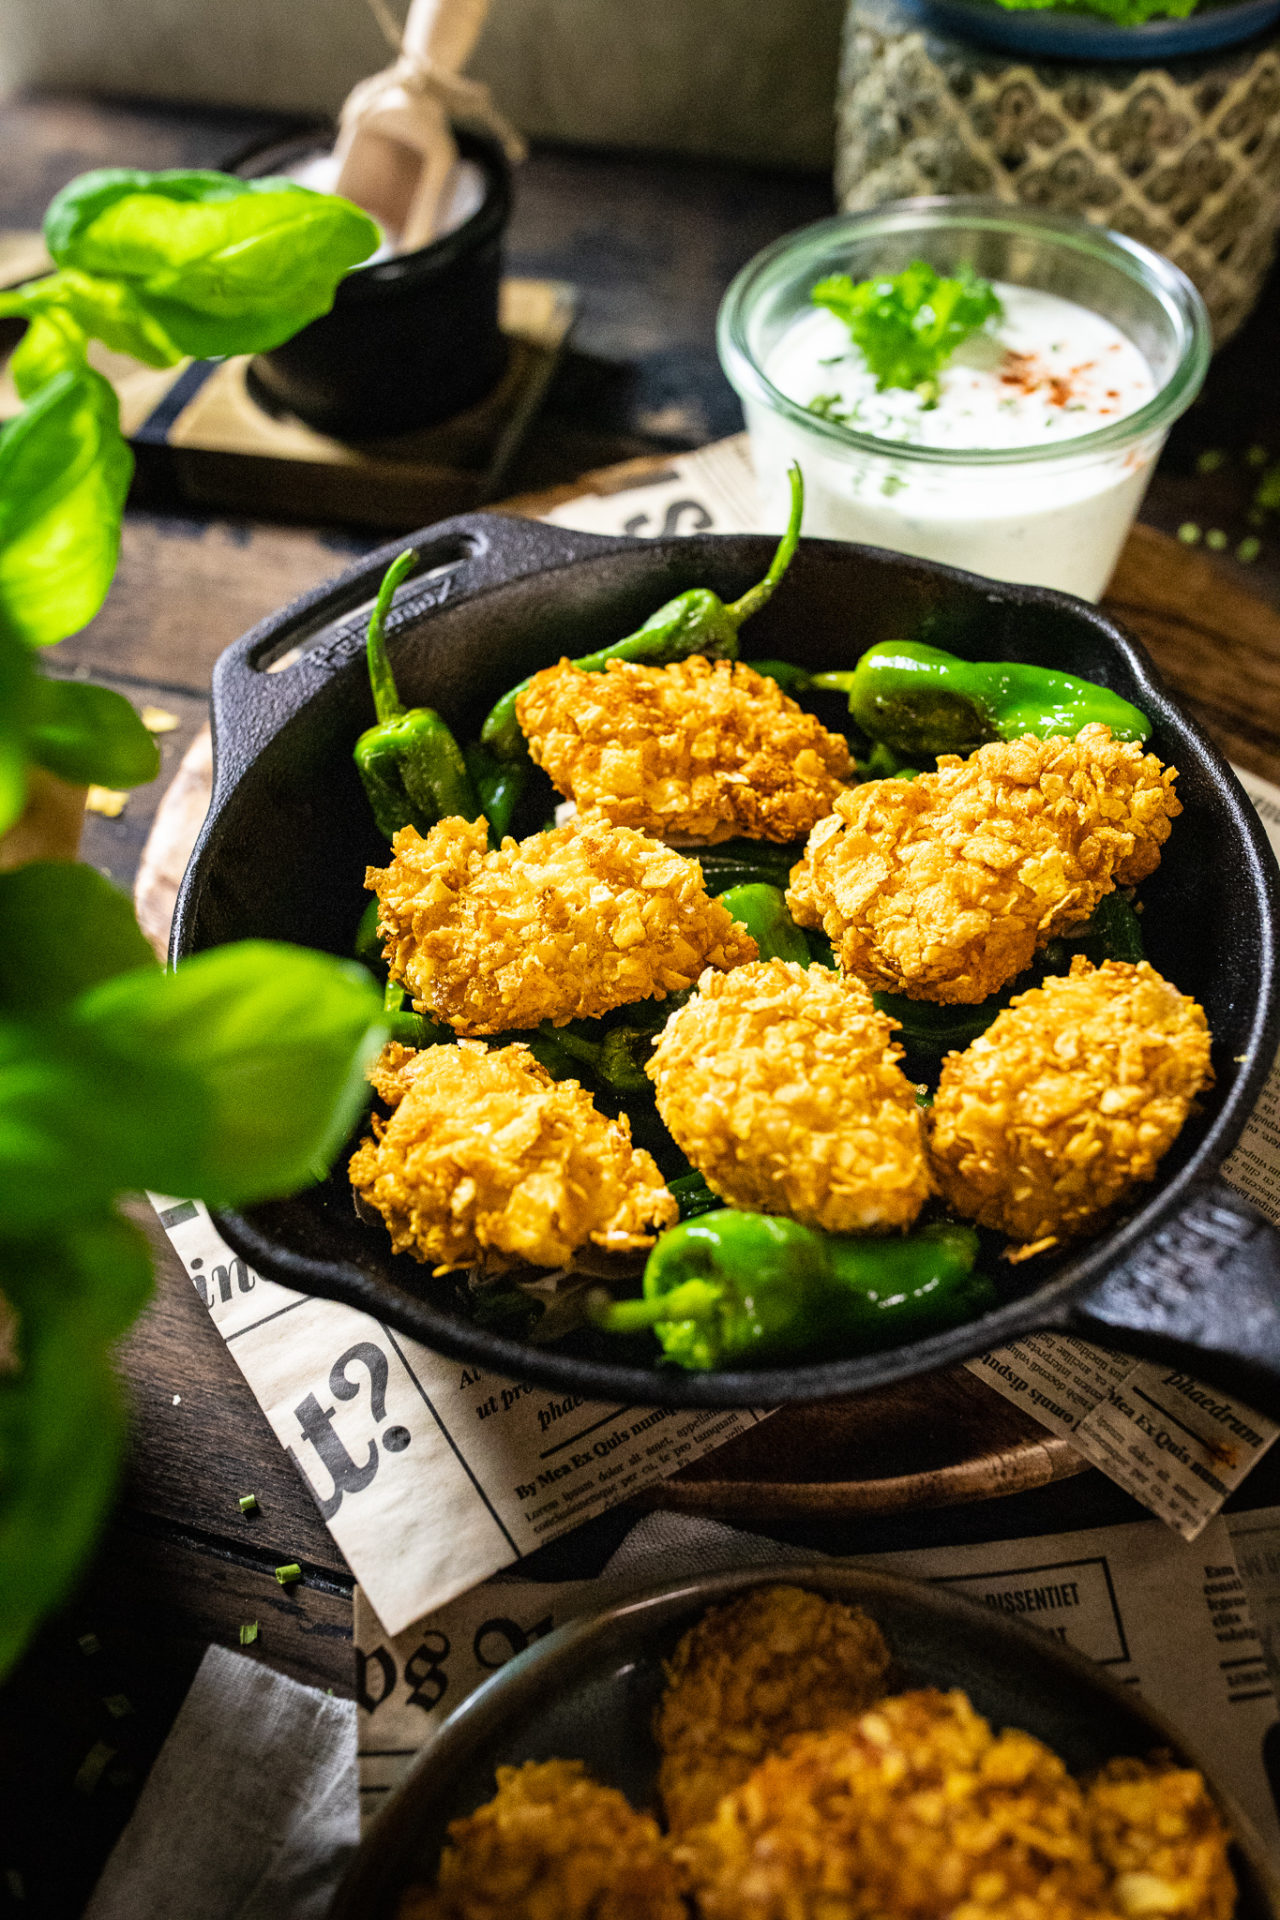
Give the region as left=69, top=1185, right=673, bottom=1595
left=206, top=511, right=626, bottom=799
left=1064, top=1180, right=1280, bottom=1414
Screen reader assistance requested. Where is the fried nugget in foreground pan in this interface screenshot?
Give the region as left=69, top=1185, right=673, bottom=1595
left=655, top=1584, right=892, bottom=1833
left=349, top=1041, right=677, bottom=1272
left=787, top=725, right=1180, bottom=1005
left=648, top=959, right=932, bottom=1233
left=927, top=958, right=1212, bottom=1252
left=515, top=655, right=854, bottom=844
left=397, top=1759, right=686, bottom=1920
left=367, top=814, right=756, bottom=1034
left=1085, top=1757, right=1236, bottom=1920
left=677, top=1688, right=1118, bottom=1920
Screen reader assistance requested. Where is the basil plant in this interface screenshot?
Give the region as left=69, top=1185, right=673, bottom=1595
left=0, top=169, right=385, bottom=1678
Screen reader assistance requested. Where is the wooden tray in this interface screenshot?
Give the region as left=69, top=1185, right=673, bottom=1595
left=132, top=456, right=1280, bottom=1519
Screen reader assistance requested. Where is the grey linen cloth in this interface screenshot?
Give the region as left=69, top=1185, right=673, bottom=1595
left=84, top=1645, right=358, bottom=1920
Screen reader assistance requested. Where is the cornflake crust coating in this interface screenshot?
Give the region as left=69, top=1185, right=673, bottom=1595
left=396, top=1758, right=686, bottom=1920
left=515, top=655, right=853, bottom=844
left=655, top=1584, right=892, bottom=1834
left=1085, top=1756, right=1236, bottom=1920
left=349, top=1040, right=677, bottom=1273
left=787, top=725, right=1180, bottom=1005
left=647, top=959, right=932, bottom=1233
left=368, top=814, right=757, bottom=1035
left=676, top=1688, right=1118, bottom=1920
left=927, top=958, right=1213, bottom=1252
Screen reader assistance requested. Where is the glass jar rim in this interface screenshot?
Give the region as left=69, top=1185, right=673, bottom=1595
left=716, top=197, right=1211, bottom=469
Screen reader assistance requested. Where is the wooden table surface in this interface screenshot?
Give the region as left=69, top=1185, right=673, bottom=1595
left=5, top=90, right=1280, bottom=1918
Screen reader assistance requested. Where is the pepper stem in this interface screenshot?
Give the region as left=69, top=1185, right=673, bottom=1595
left=366, top=550, right=417, bottom=725
left=727, top=462, right=804, bottom=627
left=809, top=670, right=857, bottom=696
left=587, top=1279, right=720, bottom=1332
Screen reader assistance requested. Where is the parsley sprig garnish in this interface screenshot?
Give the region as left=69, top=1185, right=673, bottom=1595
left=811, top=260, right=1003, bottom=408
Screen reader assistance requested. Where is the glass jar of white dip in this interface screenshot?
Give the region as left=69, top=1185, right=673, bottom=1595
left=717, top=198, right=1210, bottom=601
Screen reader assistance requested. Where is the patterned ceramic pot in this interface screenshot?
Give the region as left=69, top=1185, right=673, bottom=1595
left=836, top=0, right=1280, bottom=340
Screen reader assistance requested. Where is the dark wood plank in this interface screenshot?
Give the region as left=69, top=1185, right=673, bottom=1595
left=118, top=1202, right=350, bottom=1577
left=1104, top=522, right=1280, bottom=786
left=52, top=513, right=376, bottom=692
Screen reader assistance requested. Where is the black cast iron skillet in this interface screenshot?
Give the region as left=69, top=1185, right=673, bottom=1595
left=172, top=514, right=1280, bottom=1411
left=327, top=1564, right=1280, bottom=1919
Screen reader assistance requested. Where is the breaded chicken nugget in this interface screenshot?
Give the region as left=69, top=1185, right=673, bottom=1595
left=1085, top=1757, right=1235, bottom=1920
left=655, top=1584, right=892, bottom=1833
left=787, top=725, right=1180, bottom=1005
left=515, top=654, right=853, bottom=843
left=368, top=814, right=756, bottom=1034
left=398, top=1759, right=686, bottom=1920
left=678, top=1688, right=1116, bottom=1920
left=647, top=959, right=932, bottom=1233
left=927, top=958, right=1212, bottom=1250
left=349, top=1041, right=677, bottom=1272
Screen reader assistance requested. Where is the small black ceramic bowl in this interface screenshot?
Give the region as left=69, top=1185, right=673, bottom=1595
left=235, top=125, right=511, bottom=440
left=329, top=1562, right=1280, bottom=1918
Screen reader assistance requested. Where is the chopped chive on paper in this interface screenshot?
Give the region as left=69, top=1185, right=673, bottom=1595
left=103, top=1694, right=133, bottom=1720
left=239, top=1621, right=260, bottom=1646
left=77, top=1632, right=101, bottom=1657
left=274, top=1563, right=302, bottom=1587
left=238, top=1493, right=258, bottom=1514
left=1247, top=445, right=1270, bottom=467
left=1177, top=523, right=1201, bottom=545
left=1196, top=448, right=1225, bottom=473
left=1238, top=537, right=1261, bottom=563
left=1206, top=528, right=1228, bottom=551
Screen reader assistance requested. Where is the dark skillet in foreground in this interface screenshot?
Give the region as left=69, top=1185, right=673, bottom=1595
left=172, top=514, right=1280, bottom=1410
left=328, top=1562, right=1280, bottom=1919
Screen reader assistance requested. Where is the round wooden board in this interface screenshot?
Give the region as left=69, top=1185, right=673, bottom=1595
left=135, top=465, right=1280, bottom=1519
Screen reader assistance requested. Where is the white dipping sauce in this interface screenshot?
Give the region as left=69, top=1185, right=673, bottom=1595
left=750, top=282, right=1160, bottom=601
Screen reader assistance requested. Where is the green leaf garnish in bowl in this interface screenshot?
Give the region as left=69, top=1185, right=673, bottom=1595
left=810, top=260, right=1003, bottom=407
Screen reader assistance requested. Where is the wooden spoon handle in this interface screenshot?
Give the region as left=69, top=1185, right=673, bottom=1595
left=400, top=0, right=493, bottom=74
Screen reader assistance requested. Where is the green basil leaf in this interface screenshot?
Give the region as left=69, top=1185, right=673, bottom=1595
left=1, top=305, right=90, bottom=399
left=0, top=366, right=132, bottom=648
left=68, top=941, right=387, bottom=1204
left=56, top=1208, right=155, bottom=1341
left=0, top=1018, right=188, bottom=1232
left=45, top=167, right=378, bottom=359
left=26, top=673, right=160, bottom=788
left=0, top=269, right=183, bottom=371
left=0, top=631, right=35, bottom=836
left=0, top=864, right=158, bottom=1016
left=0, top=1257, right=126, bottom=1681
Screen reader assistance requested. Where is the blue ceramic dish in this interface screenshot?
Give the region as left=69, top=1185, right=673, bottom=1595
left=906, top=0, right=1280, bottom=58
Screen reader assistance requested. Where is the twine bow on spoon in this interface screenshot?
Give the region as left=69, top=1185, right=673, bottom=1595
left=335, top=0, right=525, bottom=254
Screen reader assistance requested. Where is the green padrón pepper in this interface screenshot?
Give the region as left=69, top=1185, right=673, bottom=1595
left=354, top=550, right=480, bottom=840
left=590, top=1212, right=991, bottom=1370
left=717, top=884, right=810, bottom=965
left=816, top=642, right=1150, bottom=758
left=463, top=740, right=529, bottom=845
left=480, top=463, right=805, bottom=761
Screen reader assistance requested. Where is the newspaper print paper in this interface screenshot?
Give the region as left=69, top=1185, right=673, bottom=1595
left=149, top=1198, right=764, bottom=1634
left=354, top=1506, right=1280, bottom=1855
